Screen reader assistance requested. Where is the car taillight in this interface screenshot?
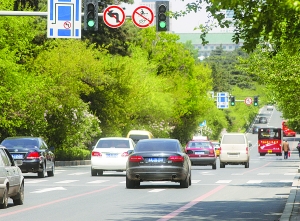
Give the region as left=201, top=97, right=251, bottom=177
left=121, top=152, right=129, bottom=157
left=246, top=147, right=248, bottom=154
left=26, top=152, right=40, bottom=159
left=92, top=151, right=102, bottom=157
left=209, top=149, right=214, bottom=154
left=219, top=147, right=222, bottom=154
left=129, top=155, right=144, bottom=162
left=168, top=156, right=184, bottom=162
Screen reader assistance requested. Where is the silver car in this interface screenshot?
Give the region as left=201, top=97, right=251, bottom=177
left=0, top=145, right=24, bottom=209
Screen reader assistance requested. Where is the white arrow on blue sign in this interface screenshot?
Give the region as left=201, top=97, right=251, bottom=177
left=47, top=0, right=81, bottom=38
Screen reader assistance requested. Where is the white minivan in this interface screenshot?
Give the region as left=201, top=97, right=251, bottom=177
left=219, top=133, right=251, bottom=168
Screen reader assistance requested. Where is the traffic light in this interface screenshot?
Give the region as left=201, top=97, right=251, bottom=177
left=84, top=0, right=98, bottom=31
left=155, top=1, right=169, bottom=32
left=254, top=96, right=258, bottom=106
left=230, top=96, right=235, bottom=106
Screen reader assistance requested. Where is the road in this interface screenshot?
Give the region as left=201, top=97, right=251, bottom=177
left=0, top=106, right=299, bottom=221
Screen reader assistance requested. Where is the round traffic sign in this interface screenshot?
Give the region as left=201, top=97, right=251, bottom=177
left=63, top=21, right=71, bottom=29
left=244, top=97, right=253, bottom=105
left=103, top=5, right=125, bottom=28
left=132, top=6, right=154, bottom=28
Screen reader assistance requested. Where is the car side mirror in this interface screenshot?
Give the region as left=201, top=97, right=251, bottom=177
left=127, top=150, right=134, bottom=155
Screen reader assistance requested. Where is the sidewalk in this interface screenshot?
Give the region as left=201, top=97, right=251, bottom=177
left=280, top=171, right=300, bottom=220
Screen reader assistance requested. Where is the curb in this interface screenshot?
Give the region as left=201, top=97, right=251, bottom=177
left=55, top=160, right=91, bottom=167
left=280, top=172, right=300, bottom=221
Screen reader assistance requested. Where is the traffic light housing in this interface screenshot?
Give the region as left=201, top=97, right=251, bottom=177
left=230, top=96, right=235, bottom=106
left=155, top=1, right=169, bottom=32
left=84, top=0, right=98, bottom=31
left=254, top=96, right=258, bottom=106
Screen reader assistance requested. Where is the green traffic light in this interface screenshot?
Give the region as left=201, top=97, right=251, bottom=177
left=88, top=20, right=95, bottom=27
left=159, top=21, right=166, bottom=28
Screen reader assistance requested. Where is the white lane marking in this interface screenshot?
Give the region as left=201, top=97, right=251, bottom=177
left=55, top=170, right=66, bottom=172
left=87, top=180, right=109, bottom=184
left=30, top=187, right=66, bottom=193
left=257, top=173, right=270, bottom=175
left=284, top=173, right=297, bottom=176
left=280, top=180, right=293, bottom=182
left=149, top=189, right=165, bottom=193
left=216, top=180, right=232, bottom=183
left=68, top=172, right=89, bottom=175
left=192, top=180, right=201, bottom=183
left=247, top=180, right=262, bottom=184
left=25, top=180, right=48, bottom=184
left=55, top=180, right=79, bottom=183
left=151, top=181, right=167, bottom=183
left=119, top=181, right=126, bottom=183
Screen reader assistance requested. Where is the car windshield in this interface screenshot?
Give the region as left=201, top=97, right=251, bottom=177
left=128, top=135, right=149, bottom=143
left=222, top=135, right=245, bottom=144
left=187, top=141, right=212, bottom=148
left=96, top=140, right=130, bottom=148
left=1, top=138, right=39, bottom=149
left=135, top=141, right=178, bottom=152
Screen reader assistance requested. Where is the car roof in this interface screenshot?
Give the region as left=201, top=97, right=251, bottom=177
left=3, top=136, right=40, bottom=140
left=98, top=137, right=133, bottom=140
left=137, top=138, right=178, bottom=143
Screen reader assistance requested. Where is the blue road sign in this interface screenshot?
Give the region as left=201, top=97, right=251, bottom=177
left=48, top=0, right=81, bottom=38
left=199, top=120, right=206, bottom=127
left=217, top=92, right=229, bottom=109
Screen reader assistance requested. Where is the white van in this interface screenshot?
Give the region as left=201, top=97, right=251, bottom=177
left=219, top=133, right=251, bottom=168
left=126, top=130, right=154, bottom=144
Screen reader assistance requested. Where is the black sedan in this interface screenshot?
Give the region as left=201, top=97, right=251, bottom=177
left=0, top=145, right=24, bottom=209
left=126, top=138, right=191, bottom=188
left=1, top=137, right=55, bottom=178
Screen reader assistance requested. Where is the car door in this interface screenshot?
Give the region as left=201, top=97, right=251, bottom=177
left=0, top=149, right=16, bottom=194
left=3, top=148, right=21, bottom=193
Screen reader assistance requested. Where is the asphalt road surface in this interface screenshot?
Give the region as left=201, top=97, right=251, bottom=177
left=0, top=106, right=299, bottom=221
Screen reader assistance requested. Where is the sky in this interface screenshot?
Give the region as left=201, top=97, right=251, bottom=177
left=120, top=0, right=210, bottom=33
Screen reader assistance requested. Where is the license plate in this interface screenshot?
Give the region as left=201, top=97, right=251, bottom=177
left=147, top=158, right=164, bottom=163
left=268, top=150, right=272, bottom=153
left=106, top=153, right=118, bottom=158
left=11, top=154, right=24, bottom=159
left=195, top=151, right=205, bottom=155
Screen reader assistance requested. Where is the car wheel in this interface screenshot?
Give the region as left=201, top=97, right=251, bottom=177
left=180, top=175, right=189, bottom=188
left=91, top=168, right=97, bottom=176
left=47, top=164, right=55, bottom=177
left=212, top=163, right=217, bottom=170
left=13, top=183, right=24, bottom=205
left=189, top=171, right=192, bottom=186
left=97, top=170, right=103, bottom=176
left=38, top=162, right=46, bottom=178
left=220, top=162, right=225, bottom=168
left=0, top=187, right=8, bottom=209
left=126, top=175, right=135, bottom=189
left=245, top=161, right=249, bottom=168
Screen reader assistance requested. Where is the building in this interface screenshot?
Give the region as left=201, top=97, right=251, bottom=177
left=177, top=33, right=243, bottom=59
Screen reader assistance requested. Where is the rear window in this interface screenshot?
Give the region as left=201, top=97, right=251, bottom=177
left=135, top=141, right=178, bottom=152
left=1, top=139, right=39, bottom=149
left=222, top=135, right=246, bottom=144
left=187, top=141, right=212, bottom=148
left=96, top=140, right=130, bottom=148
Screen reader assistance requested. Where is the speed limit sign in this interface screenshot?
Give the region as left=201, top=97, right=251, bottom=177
left=244, top=97, right=253, bottom=106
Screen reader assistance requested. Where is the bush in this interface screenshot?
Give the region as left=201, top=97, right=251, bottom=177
left=55, top=147, right=91, bottom=161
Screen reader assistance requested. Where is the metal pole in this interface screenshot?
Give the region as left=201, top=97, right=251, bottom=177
left=0, top=11, right=132, bottom=17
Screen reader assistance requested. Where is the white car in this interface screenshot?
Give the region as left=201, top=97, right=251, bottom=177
left=266, top=105, right=274, bottom=111
left=91, top=137, right=135, bottom=176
